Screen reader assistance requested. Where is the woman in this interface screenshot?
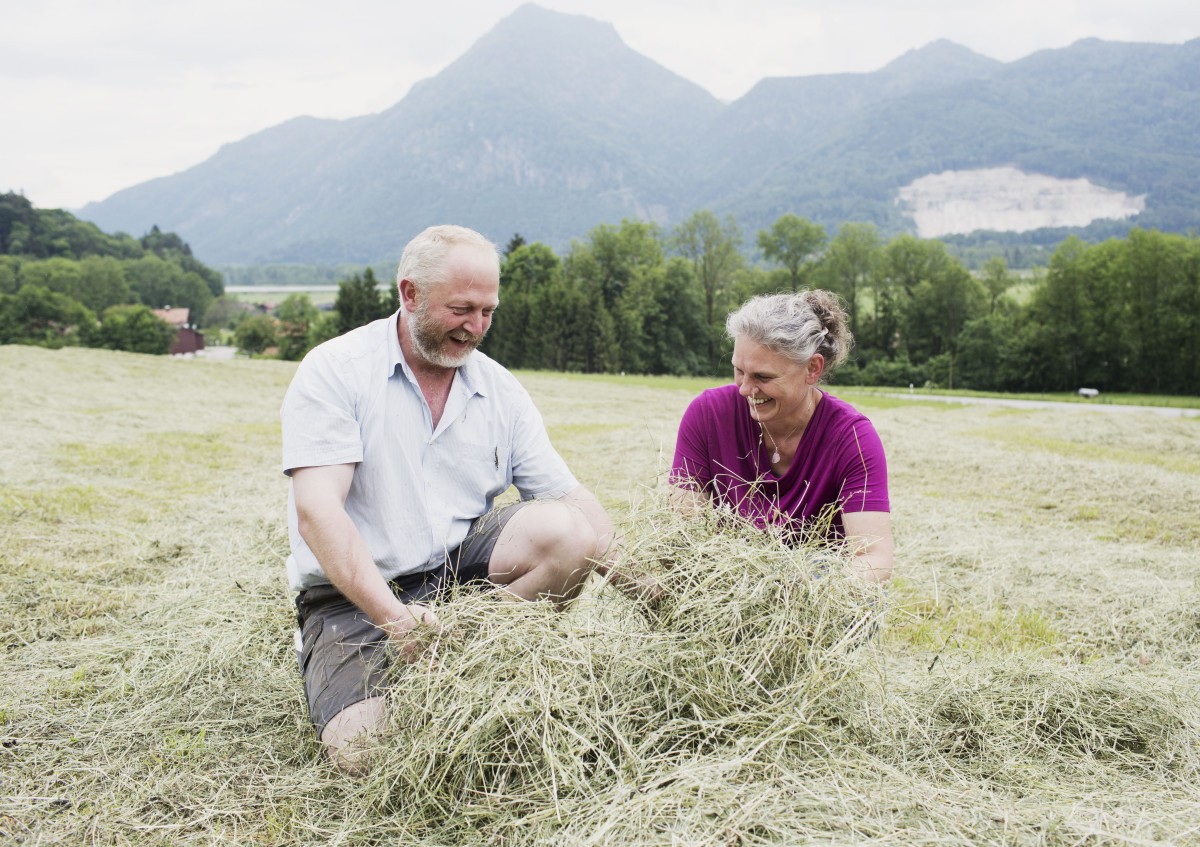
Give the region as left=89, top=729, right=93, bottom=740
left=671, top=291, right=893, bottom=583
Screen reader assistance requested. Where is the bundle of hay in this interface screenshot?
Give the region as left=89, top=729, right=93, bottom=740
left=361, top=502, right=883, bottom=842
left=900, top=661, right=1199, bottom=787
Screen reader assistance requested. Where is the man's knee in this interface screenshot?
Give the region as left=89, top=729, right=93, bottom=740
left=491, top=501, right=599, bottom=590
left=528, top=500, right=599, bottom=561
left=320, top=695, right=386, bottom=776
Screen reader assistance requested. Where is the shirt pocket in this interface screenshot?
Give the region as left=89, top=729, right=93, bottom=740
left=457, top=438, right=512, bottom=498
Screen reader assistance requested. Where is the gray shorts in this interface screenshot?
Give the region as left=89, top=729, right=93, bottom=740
left=294, top=501, right=527, bottom=735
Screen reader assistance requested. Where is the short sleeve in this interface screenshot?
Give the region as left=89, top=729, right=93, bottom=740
left=670, top=393, right=713, bottom=490
left=280, top=348, right=365, bottom=475
left=508, top=391, right=578, bottom=500
left=834, top=418, right=890, bottom=514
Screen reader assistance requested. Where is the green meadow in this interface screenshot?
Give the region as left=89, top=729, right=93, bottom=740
left=2, top=345, right=1198, bottom=845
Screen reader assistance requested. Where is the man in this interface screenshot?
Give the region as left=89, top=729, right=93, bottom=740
left=281, top=225, right=619, bottom=773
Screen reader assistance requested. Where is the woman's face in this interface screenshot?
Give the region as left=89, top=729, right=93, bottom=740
left=732, top=337, right=821, bottom=425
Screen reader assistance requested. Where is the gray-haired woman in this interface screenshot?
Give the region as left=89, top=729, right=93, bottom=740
left=671, top=290, right=893, bottom=582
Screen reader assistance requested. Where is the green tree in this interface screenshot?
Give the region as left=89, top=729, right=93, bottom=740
left=386, top=276, right=400, bottom=314
left=757, top=214, right=826, bottom=293
left=233, top=314, right=278, bottom=356
left=0, top=256, right=20, bottom=294
left=822, top=223, right=880, bottom=343
left=307, top=312, right=341, bottom=350
left=486, top=242, right=563, bottom=369
left=902, top=257, right=987, bottom=388
left=671, top=210, right=743, bottom=371
left=631, top=258, right=708, bottom=375
left=1121, top=228, right=1199, bottom=394
left=504, top=233, right=527, bottom=258
left=565, top=220, right=666, bottom=373
left=140, top=224, right=224, bottom=298
left=334, top=267, right=388, bottom=335
left=124, top=255, right=213, bottom=318
left=0, top=285, right=96, bottom=347
left=92, top=304, right=176, bottom=354
left=275, top=293, right=320, bottom=361
left=1023, top=236, right=1095, bottom=390
left=17, top=257, right=84, bottom=302
left=202, top=296, right=242, bottom=329
left=78, top=255, right=133, bottom=312
left=980, top=256, right=1013, bottom=314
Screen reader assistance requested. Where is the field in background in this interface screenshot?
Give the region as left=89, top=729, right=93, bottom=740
left=2, top=346, right=1198, bottom=844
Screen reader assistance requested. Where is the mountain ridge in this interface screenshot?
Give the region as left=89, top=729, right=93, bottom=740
left=78, top=5, right=1200, bottom=264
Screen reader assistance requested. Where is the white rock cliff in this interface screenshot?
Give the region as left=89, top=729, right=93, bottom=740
left=896, top=167, right=1145, bottom=237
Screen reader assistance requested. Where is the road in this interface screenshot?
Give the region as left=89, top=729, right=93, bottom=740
left=877, top=392, right=1200, bottom=418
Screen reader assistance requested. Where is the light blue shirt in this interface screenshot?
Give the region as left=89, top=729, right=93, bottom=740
left=281, top=312, right=578, bottom=591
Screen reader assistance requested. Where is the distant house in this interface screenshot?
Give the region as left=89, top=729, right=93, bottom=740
left=152, top=307, right=206, bottom=356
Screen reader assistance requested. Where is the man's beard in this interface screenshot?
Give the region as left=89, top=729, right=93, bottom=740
left=407, top=302, right=485, bottom=368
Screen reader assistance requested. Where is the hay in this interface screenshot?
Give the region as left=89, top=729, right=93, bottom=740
left=4, top=348, right=1200, bottom=845
left=900, top=662, right=1199, bottom=786
left=360, top=502, right=884, bottom=842
left=343, top=498, right=1200, bottom=845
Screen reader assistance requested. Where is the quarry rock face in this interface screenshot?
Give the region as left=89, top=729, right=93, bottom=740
left=896, top=167, right=1146, bottom=238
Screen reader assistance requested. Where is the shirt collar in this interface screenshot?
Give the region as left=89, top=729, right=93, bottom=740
left=387, top=310, right=488, bottom=398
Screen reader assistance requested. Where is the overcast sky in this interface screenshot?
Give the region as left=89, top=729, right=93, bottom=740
left=4, top=0, right=1198, bottom=211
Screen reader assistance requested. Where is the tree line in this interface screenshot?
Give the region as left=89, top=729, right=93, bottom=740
left=485, top=216, right=1199, bottom=396
left=258, top=213, right=1197, bottom=396
left=0, top=193, right=224, bottom=354
left=225, top=268, right=400, bottom=360
left=5, top=189, right=1196, bottom=395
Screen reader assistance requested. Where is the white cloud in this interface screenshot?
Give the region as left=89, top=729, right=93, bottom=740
left=2, top=0, right=1197, bottom=210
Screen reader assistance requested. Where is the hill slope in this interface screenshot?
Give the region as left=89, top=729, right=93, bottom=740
left=78, top=5, right=1200, bottom=263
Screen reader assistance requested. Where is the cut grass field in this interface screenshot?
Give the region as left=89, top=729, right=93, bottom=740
left=2, top=345, right=1198, bottom=845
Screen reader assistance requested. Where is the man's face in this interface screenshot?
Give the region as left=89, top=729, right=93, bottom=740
left=407, top=245, right=500, bottom=369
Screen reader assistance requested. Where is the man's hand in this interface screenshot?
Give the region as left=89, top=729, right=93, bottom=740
left=557, top=484, right=666, bottom=606
left=383, top=602, right=442, bottom=663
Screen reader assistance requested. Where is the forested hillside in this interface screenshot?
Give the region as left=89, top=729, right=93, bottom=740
left=0, top=193, right=223, bottom=353
left=77, top=5, right=1200, bottom=265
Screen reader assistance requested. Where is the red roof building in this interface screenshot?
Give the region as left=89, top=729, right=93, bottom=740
left=152, top=308, right=207, bottom=356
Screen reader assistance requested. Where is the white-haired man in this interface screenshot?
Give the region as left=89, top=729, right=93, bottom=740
left=282, top=225, right=619, bottom=772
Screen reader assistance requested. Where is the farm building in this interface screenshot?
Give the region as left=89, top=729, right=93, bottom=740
left=151, top=307, right=206, bottom=356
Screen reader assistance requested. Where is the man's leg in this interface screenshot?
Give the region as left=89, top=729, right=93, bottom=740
left=482, top=499, right=600, bottom=604
left=296, top=577, right=432, bottom=775
left=320, top=696, right=386, bottom=775
left=300, top=501, right=598, bottom=773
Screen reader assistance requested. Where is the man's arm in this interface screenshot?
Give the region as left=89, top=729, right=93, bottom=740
left=292, top=464, right=436, bottom=653
left=841, top=510, right=893, bottom=583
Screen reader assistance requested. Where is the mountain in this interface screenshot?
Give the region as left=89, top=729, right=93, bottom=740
left=79, top=5, right=1200, bottom=264
left=82, top=4, right=720, bottom=264
left=690, top=39, right=1005, bottom=211
left=707, top=36, right=1200, bottom=235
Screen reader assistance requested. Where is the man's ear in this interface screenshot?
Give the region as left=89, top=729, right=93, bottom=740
left=399, top=278, right=420, bottom=313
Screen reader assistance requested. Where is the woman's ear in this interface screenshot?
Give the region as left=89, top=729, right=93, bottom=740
left=806, top=353, right=825, bottom=385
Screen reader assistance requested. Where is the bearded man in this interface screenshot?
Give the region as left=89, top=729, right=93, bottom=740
left=281, top=225, right=620, bottom=773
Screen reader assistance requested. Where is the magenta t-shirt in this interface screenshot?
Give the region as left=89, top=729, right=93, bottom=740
left=671, top=385, right=889, bottom=537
